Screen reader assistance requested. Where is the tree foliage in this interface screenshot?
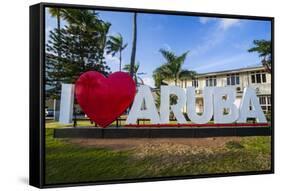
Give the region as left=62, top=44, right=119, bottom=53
left=153, top=49, right=196, bottom=88
left=106, top=33, right=128, bottom=71
left=46, top=8, right=111, bottom=99
left=153, top=49, right=196, bottom=110
left=248, top=39, right=272, bottom=72
left=123, top=62, right=140, bottom=84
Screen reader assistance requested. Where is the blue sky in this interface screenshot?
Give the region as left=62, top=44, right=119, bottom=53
left=46, top=9, right=271, bottom=87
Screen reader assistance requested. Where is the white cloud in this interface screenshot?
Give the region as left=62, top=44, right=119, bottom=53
left=199, top=17, right=241, bottom=31
left=190, top=29, right=225, bottom=57
left=199, top=17, right=216, bottom=24
left=192, top=18, right=241, bottom=57
left=232, top=40, right=252, bottom=51
left=191, top=53, right=250, bottom=72
left=148, top=24, right=163, bottom=31
left=219, top=18, right=240, bottom=30
left=163, top=43, right=172, bottom=51
left=104, top=54, right=119, bottom=72
left=142, top=76, right=155, bottom=88
left=105, top=54, right=119, bottom=63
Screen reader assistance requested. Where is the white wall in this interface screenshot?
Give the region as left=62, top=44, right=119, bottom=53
left=0, top=0, right=280, bottom=191
left=188, top=70, right=271, bottom=96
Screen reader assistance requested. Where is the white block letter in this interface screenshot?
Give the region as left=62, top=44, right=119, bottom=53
left=159, top=85, right=187, bottom=124
left=213, top=87, right=239, bottom=123
left=59, top=84, right=74, bottom=124
left=186, top=87, right=214, bottom=124
left=126, top=85, right=160, bottom=124
left=237, top=87, right=267, bottom=123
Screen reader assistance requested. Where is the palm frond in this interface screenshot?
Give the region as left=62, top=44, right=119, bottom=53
left=153, top=49, right=190, bottom=87
left=179, top=69, right=197, bottom=80
left=159, top=49, right=177, bottom=62
left=48, top=8, right=61, bottom=17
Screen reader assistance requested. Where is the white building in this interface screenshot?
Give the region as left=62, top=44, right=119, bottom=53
left=170, top=66, right=271, bottom=114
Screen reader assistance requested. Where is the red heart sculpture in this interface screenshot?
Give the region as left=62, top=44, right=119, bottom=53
left=75, top=71, right=136, bottom=128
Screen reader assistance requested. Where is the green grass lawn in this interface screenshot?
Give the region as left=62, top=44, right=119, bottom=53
left=45, top=121, right=271, bottom=185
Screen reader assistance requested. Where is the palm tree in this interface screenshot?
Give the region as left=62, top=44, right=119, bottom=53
left=95, top=21, right=111, bottom=64
left=129, top=13, right=137, bottom=77
left=62, top=9, right=112, bottom=66
left=50, top=9, right=111, bottom=126
left=97, top=22, right=111, bottom=50
left=248, top=39, right=272, bottom=72
left=61, top=9, right=101, bottom=33
left=106, top=33, right=128, bottom=71
left=123, top=62, right=140, bottom=83
left=153, top=49, right=195, bottom=87
left=49, top=8, right=62, bottom=33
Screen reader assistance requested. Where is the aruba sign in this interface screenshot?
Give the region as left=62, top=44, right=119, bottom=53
left=61, top=71, right=267, bottom=128
left=127, top=85, right=266, bottom=125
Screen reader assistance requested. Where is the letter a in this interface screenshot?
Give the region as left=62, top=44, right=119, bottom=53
left=126, top=85, right=160, bottom=124
left=237, top=87, right=267, bottom=123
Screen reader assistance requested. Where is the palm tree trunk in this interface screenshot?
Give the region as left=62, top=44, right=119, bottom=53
left=119, top=50, right=122, bottom=71
left=134, top=75, right=138, bottom=85
left=130, top=13, right=137, bottom=77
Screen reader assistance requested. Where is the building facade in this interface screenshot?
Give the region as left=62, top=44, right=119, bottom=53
left=172, top=66, right=271, bottom=114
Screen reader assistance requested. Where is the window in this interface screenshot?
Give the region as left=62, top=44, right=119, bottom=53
left=192, top=78, right=198, bottom=88
left=227, top=73, right=240, bottom=85
left=206, top=76, right=216, bottom=87
left=259, top=96, right=266, bottom=104
left=251, top=74, right=255, bottom=83
left=251, top=71, right=267, bottom=84
left=262, top=73, right=266, bottom=83
left=267, top=96, right=271, bottom=104
left=256, top=73, right=261, bottom=83
left=236, top=75, right=240, bottom=84
left=231, top=75, right=235, bottom=85
left=259, top=95, right=271, bottom=113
